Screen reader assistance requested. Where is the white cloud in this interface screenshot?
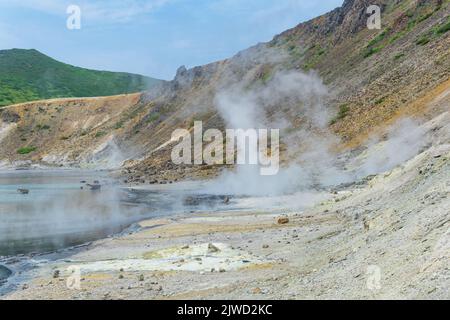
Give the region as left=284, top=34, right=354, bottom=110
left=209, top=0, right=343, bottom=35
left=0, top=0, right=64, bottom=15
left=82, top=0, right=172, bottom=23
left=0, top=0, right=172, bottom=23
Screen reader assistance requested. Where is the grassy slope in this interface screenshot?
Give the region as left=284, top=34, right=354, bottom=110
left=0, top=49, right=161, bottom=107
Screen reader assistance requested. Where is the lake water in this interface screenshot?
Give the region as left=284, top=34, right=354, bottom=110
left=0, top=170, right=246, bottom=257
left=0, top=170, right=155, bottom=256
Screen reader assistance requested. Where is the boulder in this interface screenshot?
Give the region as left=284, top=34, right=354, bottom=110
left=277, top=216, right=290, bottom=225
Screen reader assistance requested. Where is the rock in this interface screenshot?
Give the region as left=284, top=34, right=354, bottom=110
left=252, top=287, right=263, bottom=294
left=87, top=184, right=101, bottom=191
left=263, top=244, right=270, bottom=249
left=53, top=270, right=60, bottom=279
left=0, top=110, right=20, bottom=123
left=138, top=274, right=145, bottom=282
left=17, top=189, right=30, bottom=195
left=119, top=274, right=124, bottom=279
left=277, top=216, right=290, bottom=225
left=219, top=268, right=226, bottom=273
left=184, top=196, right=198, bottom=206
left=208, top=243, right=220, bottom=253
left=176, top=65, right=188, bottom=78
left=363, top=218, right=371, bottom=231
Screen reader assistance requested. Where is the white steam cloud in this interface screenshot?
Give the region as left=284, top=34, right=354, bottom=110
left=206, top=69, right=346, bottom=196
left=206, top=66, right=429, bottom=197
left=353, top=118, right=428, bottom=177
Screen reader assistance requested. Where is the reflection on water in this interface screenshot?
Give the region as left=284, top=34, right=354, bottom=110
left=0, top=170, right=327, bottom=258
left=0, top=170, right=151, bottom=256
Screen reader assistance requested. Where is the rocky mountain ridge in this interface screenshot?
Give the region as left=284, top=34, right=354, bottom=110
left=0, top=0, right=448, bottom=185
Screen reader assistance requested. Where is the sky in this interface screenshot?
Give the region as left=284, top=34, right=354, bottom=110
left=0, top=0, right=343, bottom=80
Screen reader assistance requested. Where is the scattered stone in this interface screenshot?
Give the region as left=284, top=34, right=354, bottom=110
left=252, top=287, right=263, bottom=294
left=53, top=270, right=60, bottom=279
left=263, top=244, right=270, bottom=249
left=363, top=219, right=371, bottom=231
left=208, top=243, right=220, bottom=253
left=277, top=216, right=290, bottom=225
left=219, top=268, right=226, bottom=273
left=138, top=274, right=145, bottom=282
left=17, top=189, right=30, bottom=195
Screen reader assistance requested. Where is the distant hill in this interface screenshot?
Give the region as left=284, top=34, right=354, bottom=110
left=0, top=49, right=162, bottom=107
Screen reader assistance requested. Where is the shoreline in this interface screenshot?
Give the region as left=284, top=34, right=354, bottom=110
left=1, top=142, right=449, bottom=299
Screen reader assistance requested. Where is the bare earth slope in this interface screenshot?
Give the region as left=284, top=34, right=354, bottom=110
left=0, top=94, right=142, bottom=168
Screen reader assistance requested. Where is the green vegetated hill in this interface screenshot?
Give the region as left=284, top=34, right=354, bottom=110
left=0, top=49, right=162, bottom=107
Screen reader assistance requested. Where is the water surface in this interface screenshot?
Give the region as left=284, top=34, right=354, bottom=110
left=0, top=170, right=151, bottom=256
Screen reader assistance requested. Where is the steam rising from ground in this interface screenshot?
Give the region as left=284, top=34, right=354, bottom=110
left=0, top=173, right=148, bottom=255
left=353, top=118, right=428, bottom=177
left=87, top=136, right=127, bottom=169
left=207, top=67, right=428, bottom=196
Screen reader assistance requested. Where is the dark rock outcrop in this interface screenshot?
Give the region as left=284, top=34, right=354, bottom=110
left=0, top=109, right=20, bottom=123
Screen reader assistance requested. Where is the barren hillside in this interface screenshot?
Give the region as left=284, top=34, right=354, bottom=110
left=0, top=0, right=448, bottom=182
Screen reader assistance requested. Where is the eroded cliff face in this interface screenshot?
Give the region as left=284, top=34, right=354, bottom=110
left=0, top=0, right=448, bottom=183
